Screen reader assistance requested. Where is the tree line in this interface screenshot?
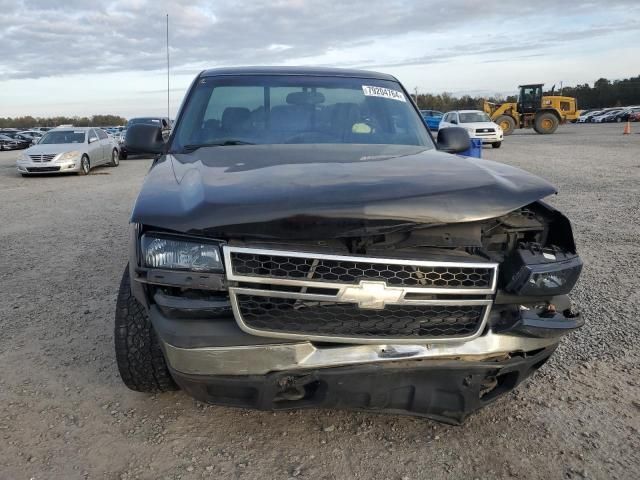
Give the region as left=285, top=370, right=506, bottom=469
left=0, top=115, right=127, bottom=129
left=1, top=75, right=638, bottom=127
left=414, top=74, right=640, bottom=112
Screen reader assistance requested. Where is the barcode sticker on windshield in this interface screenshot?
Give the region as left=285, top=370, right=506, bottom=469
left=362, top=86, right=406, bottom=102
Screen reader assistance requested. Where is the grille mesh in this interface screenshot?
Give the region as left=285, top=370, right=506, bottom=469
left=26, top=166, right=60, bottom=172
left=231, top=252, right=491, bottom=288
left=236, top=295, right=485, bottom=338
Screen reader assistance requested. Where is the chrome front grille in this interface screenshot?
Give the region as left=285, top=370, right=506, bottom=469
left=224, top=246, right=498, bottom=344
left=29, top=154, right=56, bottom=162
left=230, top=251, right=493, bottom=289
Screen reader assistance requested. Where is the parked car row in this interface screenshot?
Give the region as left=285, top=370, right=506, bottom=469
left=576, top=106, right=640, bottom=123
left=15, top=126, right=120, bottom=176
left=7, top=118, right=170, bottom=175
left=103, top=126, right=125, bottom=136
left=0, top=130, right=41, bottom=149
left=0, top=134, right=32, bottom=150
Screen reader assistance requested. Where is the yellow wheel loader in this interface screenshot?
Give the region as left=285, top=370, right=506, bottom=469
left=483, top=84, right=579, bottom=135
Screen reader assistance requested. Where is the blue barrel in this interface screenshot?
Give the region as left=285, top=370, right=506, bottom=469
left=461, top=138, right=482, bottom=158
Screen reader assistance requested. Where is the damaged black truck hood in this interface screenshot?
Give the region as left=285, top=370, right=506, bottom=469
left=131, top=144, right=556, bottom=238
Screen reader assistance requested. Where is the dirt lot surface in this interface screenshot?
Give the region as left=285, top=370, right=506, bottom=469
left=1, top=123, right=639, bottom=480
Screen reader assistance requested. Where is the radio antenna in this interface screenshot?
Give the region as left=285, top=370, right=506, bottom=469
left=164, top=14, right=166, bottom=121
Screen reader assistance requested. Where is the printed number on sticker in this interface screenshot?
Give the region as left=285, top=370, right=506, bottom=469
left=362, top=86, right=406, bottom=102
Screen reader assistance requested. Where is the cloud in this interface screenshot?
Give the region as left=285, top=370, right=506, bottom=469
left=1, top=0, right=639, bottom=81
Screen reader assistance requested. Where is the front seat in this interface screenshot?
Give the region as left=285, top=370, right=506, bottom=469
left=331, top=103, right=361, bottom=140
left=221, top=107, right=251, bottom=135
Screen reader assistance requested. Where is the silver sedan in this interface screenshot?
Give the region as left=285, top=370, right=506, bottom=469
left=16, top=127, right=120, bottom=176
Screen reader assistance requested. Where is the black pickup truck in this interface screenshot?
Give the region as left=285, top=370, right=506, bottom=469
left=116, top=67, right=582, bottom=424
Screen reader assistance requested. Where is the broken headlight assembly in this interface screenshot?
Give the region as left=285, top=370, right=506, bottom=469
left=141, top=234, right=224, bottom=272
left=502, top=243, right=582, bottom=296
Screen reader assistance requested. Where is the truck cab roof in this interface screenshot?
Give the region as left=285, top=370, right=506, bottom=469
left=200, top=66, right=398, bottom=81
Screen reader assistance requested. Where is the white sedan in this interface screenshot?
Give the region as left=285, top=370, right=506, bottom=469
left=439, top=110, right=504, bottom=148
left=16, top=127, right=119, bottom=176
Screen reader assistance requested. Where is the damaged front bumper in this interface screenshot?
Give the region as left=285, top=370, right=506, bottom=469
left=152, top=304, right=579, bottom=424
left=160, top=329, right=560, bottom=376
left=168, top=346, right=556, bottom=425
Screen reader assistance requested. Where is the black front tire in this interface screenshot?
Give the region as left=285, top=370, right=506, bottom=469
left=78, top=155, right=90, bottom=175
left=114, top=265, right=178, bottom=393
left=109, top=149, right=120, bottom=167
left=119, top=150, right=128, bottom=160
left=491, top=142, right=501, bottom=148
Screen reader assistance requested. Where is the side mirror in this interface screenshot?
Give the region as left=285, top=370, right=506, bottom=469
left=124, top=124, right=165, bottom=155
left=437, top=127, right=471, bottom=154
left=450, top=119, right=458, bottom=124
left=88, top=136, right=98, bottom=143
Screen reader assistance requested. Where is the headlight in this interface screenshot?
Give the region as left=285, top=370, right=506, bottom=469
left=465, top=127, right=475, bottom=135
left=19, top=153, right=30, bottom=162
left=58, top=151, right=81, bottom=161
left=141, top=234, right=223, bottom=272
left=503, top=245, right=582, bottom=296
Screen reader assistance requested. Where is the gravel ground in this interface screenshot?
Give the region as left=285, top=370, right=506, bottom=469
left=1, top=123, right=639, bottom=480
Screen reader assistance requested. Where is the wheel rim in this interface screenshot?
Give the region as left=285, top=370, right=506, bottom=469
left=500, top=120, right=510, bottom=131
left=113, top=150, right=119, bottom=165
left=541, top=118, right=553, bottom=130
left=82, top=158, right=89, bottom=174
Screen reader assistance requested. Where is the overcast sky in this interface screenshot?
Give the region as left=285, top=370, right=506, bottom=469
left=2, top=0, right=639, bottom=119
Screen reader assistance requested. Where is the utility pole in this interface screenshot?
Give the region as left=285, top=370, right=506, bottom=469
left=166, top=14, right=170, bottom=121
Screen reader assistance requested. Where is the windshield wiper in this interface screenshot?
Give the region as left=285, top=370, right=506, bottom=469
left=182, top=140, right=255, bottom=152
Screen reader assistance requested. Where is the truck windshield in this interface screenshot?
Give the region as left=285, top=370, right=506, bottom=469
left=172, top=75, right=433, bottom=152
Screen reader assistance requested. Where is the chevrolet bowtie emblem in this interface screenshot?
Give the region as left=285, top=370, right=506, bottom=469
left=338, top=281, right=404, bottom=309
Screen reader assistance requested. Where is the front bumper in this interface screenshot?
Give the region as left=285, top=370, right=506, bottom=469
left=159, top=327, right=560, bottom=376
left=169, top=346, right=556, bottom=425
left=471, top=133, right=503, bottom=143
left=151, top=302, right=570, bottom=423
left=16, top=159, right=80, bottom=174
